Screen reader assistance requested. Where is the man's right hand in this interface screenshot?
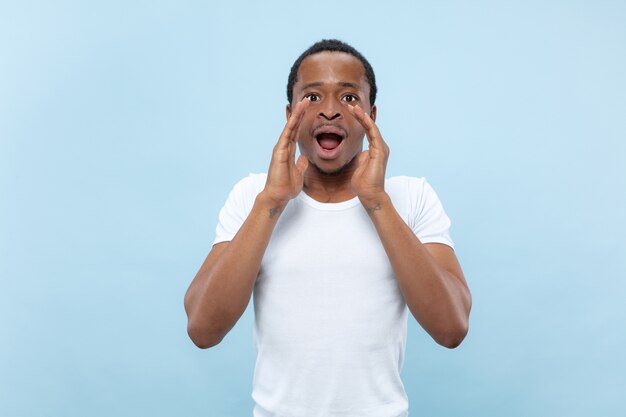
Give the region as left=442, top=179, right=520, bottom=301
left=261, top=99, right=310, bottom=210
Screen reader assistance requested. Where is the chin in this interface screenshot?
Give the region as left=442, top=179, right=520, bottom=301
left=316, top=166, right=346, bottom=177
left=310, top=158, right=354, bottom=177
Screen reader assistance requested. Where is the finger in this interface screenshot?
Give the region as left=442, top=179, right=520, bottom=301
left=286, top=99, right=309, bottom=143
left=349, top=105, right=385, bottom=148
left=353, top=150, right=369, bottom=177
left=289, top=99, right=310, bottom=142
left=288, top=138, right=297, bottom=163
left=277, top=99, right=309, bottom=149
left=295, top=154, right=309, bottom=175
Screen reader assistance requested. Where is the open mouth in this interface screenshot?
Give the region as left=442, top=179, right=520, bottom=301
left=313, top=125, right=346, bottom=151
left=316, top=133, right=343, bottom=150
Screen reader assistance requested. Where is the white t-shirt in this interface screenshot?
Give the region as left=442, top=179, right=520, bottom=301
left=214, top=173, right=454, bottom=417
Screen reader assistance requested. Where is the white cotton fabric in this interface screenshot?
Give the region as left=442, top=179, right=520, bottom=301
left=214, top=173, right=454, bottom=417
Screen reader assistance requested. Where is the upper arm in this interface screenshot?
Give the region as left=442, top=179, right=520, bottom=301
left=184, top=242, right=230, bottom=316
left=423, top=243, right=469, bottom=292
left=422, top=243, right=472, bottom=346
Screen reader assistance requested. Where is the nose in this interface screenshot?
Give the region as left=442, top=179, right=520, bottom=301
left=318, top=98, right=342, bottom=121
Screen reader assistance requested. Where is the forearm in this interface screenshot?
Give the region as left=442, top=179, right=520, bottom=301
left=185, top=192, right=284, bottom=347
left=362, top=193, right=471, bottom=348
left=185, top=100, right=310, bottom=348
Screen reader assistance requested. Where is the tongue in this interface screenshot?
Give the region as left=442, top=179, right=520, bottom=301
left=318, top=135, right=342, bottom=150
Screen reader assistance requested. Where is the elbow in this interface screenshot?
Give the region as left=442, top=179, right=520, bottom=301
left=434, top=321, right=469, bottom=349
left=186, top=319, right=226, bottom=349
left=191, top=339, right=221, bottom=349
left=437, top=290, right=472, bottom=349
left=438, top=333, right=466, bottom=349
left=184, top=295, right=225, bottom=349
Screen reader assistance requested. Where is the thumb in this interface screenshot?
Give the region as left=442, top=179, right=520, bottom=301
left=295, top=154, right=309, bottom=175
left=354, top=150, right=369, bottom=174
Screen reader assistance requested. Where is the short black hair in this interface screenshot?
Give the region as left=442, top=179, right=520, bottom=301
left=287, top=39, right=377, bottom=107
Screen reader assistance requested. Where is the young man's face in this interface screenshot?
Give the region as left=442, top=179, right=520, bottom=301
left=288, top=51, right=376, bottom=176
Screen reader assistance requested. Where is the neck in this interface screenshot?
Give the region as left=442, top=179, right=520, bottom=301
left=303, top=158, right=358, bottom=203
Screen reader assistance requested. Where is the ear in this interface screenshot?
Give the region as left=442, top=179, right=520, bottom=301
left=370, top=105, right=377, bottom=122
left=286, top=104, right=291, bottom=121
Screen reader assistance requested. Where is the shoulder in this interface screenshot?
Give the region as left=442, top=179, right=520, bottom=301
left=385, top=175, right=427, bottom=193
left=214, top=173, right=267, bottom=244
left=386, top=175, right=454, bottom=246
left=220, top=172, right=267, bottom=214
left=385, top=175, right=447, bottom=219
left=229, top=172, right=267, bottom=197
left=385, top=175, right=430, bottom=203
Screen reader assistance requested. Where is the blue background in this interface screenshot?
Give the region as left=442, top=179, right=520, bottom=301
left=1, top=1, right=625, bottom=416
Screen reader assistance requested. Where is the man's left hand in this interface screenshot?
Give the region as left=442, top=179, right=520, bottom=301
left=349, top=105, right=390, bottom=210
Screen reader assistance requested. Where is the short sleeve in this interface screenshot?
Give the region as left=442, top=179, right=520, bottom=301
left=408, top=178, right=454, bottom=249
left=213, top=173, right=266, bottom=245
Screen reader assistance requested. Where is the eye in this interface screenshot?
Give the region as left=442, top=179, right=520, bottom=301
left=342, top=94, right=358, bottom=103
left=304, top=93, right=320, bottom=102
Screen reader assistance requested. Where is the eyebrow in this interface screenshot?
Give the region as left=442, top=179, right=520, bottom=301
left=301, top=81, right=360, bottom=90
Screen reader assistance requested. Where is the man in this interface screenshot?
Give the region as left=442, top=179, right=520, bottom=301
left=184, top=39, right=471, bottom=417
